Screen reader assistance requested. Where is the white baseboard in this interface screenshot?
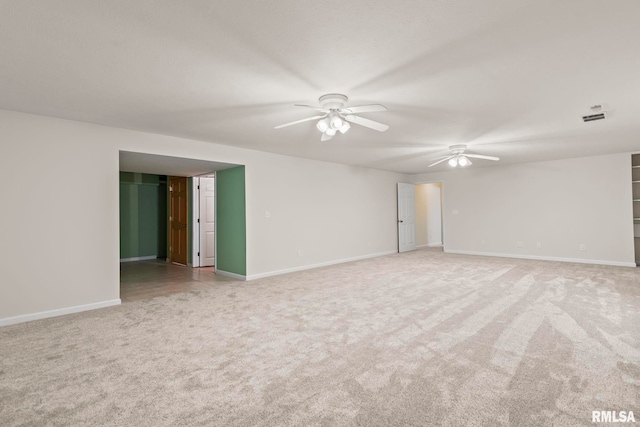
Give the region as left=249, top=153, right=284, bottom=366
left=416, top=244, right=429, bottom=248
left=0, top=299, right=122, bottom=327
left=247, top=250, right=398, bottom=280
left=444, top=249, right=636, bottom=268
left=215, top=270, right=247, bottom=281
left=120, top=255, right=157, bottom=262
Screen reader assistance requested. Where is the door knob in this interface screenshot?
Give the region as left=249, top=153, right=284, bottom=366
left=398, top=220, right=404, bottom=223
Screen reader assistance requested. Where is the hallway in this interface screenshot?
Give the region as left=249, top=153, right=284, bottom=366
left=120, top=259, right=235, bottom=302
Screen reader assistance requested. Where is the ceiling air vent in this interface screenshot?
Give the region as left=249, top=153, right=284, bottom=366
left=582, top=105, right=606, bottom=122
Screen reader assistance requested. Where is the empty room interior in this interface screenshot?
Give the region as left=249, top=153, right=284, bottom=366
left=1, top=1, right=639, bottom=426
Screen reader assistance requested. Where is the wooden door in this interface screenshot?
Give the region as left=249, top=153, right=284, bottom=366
left=169, top=176, right=188, bottom=265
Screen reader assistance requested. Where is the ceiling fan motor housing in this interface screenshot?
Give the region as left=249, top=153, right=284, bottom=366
left=319, top=93, right=348, bottom=110
left=449, top=144, right=467, bottom=154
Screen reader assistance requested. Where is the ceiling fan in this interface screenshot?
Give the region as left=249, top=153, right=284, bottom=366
left=274, top=94, right=389, bottom=141
left=428, top=144, right=500, bottom=167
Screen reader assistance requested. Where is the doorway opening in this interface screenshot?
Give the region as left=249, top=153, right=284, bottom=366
left=397, top=181, right=444, bottom=254
left=415, top=182, right=444, bottom=248
left=118, top=151, right=246, bottom=302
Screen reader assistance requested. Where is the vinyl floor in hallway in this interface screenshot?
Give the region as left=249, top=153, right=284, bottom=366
left=120, top=259, right=235, bottom=302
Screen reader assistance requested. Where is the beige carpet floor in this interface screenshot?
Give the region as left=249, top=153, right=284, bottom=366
left=1, top=249, right=639, bottom=426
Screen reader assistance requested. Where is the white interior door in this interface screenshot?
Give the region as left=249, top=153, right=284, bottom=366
left=397, top=183, right=416, bottom=253
left=199, top=177, right=216, bottom=267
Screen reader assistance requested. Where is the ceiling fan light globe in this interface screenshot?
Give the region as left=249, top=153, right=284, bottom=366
left=330, top=116, right=343, bottom=130
left=448, top=157, right=458, bottom=167
left=316, top=118, right=329, bottom=132
left=339, top=122, right=351, bottom=134
left=458, top=156, right=471, bottom=167
left=325, top=128, right=336, bottom=136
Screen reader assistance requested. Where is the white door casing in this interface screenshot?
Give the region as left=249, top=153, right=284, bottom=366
left=192, top=177, right=199, bottom=267
left=397, top=183, right=416, bottom=253
left=199, top=177, right=216, bottom=267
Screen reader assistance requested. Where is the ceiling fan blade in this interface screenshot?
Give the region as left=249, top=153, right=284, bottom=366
left=320, top=132, right=333, bottom=142
left=344, top=115, right=389, bottom=132
left=428, top=156, right=454, bottom=167
left=465, top=154, right=500, bottom=161
left=274, top=114, right=326, bottom=129
left=341, top=104, right=387, bottom=114
left=294, top=104, right=330, bottom=113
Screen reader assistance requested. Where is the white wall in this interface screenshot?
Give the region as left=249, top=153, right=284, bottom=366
left=0, top=109, right=406, bottom=324
left=247, top=156, right=403, bottom=278
left=1, top=112, right=121, bottom=324
left=411, top=153, right=635, bottom=266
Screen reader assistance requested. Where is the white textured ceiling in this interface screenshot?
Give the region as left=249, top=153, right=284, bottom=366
left=1, top=1, right=639, bottom=173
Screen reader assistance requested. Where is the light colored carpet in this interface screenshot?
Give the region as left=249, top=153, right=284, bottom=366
left=1, top=249, right=639, bottom=426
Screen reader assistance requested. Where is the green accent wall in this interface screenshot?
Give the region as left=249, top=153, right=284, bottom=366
left=120, top=172, right=168, bottom=260
left=216, top=166, right=247, bottom=275
left=120, top=172, right=159, bottom=185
